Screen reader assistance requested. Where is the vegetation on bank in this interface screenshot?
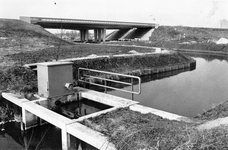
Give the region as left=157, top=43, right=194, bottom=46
left=0, top=65, right=37, bottom=95
left=107, top=25, right=228, bottom=52
left=151, top=26, right=228, bottom=52
left=6, top=44, right=153, bottom=64
left=195, top=100, right=228, bottom=121
left=81, top=107, right=228, bottom=150
left=0, top=19, right=70, bottom=51
left=72, top=53, right=194, bottom=78
left=1, top=19, right=228, bottom=149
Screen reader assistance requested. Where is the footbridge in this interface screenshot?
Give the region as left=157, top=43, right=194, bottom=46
left=20, top=16, right=158, bottom=42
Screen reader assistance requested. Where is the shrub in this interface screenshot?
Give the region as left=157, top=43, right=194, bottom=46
left=0, top=65, right=37, bottom=95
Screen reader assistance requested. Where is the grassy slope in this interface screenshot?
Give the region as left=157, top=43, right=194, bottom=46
left=82, top=108, right=228, bottom=150
left=6, top=44, right=154, bottom=64
left=0, top=19, right=72, bottom=68
left=150, top=26, right=228, bottom=51
left=1, top=19, right=228, bottom=149
left=0, top=19, right=71, bottom=54
left=107, top=25, right=228, bottom=52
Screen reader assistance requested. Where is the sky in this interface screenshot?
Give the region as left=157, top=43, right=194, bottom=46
left=1, top=0, right=228, bottom=28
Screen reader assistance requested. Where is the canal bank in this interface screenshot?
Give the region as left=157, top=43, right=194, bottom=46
left=0, top=52, right=197, bottom=150
left=3, top=51, right=228, bottom=150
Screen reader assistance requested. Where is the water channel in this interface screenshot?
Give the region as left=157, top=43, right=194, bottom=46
left=1, top=52, right=228, bottom=149
left=109, top=52, right=228, bottom=117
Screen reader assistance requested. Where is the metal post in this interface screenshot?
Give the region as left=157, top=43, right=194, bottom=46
left=104, top=80, right=107, bottom=93
left=131, top=78, right=134, bottom=100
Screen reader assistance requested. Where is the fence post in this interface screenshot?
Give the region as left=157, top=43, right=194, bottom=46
left=104, top=80, right=107, bottom=93
left=131, top=78, right=134, bottom=100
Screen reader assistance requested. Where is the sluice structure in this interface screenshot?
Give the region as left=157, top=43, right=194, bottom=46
left=2, top=61, right=193, bottom=150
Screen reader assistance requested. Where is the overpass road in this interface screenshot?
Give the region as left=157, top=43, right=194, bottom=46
left=20, top=16, right=158, bottom=42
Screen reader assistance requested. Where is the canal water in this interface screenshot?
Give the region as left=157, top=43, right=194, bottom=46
left=0, top=98, right=100, bottom=150
left=1, top=52, right=228, bottom=149
left=108, top=52, right=228, bottom=118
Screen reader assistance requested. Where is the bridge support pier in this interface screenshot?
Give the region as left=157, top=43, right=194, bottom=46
left=85, top=30, right=89, bottom=41
left=98, top=29, right=102, bottom=42
left=80, top=30, right=89, bottom=42
left=94, top=29, right=97, bottom=42
left=103, top=28, right=106, bottom=43
left=80, top=30, right=85, bottom=41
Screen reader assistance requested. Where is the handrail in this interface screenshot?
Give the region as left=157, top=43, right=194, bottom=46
left=78, top=67, right=141, bottom=99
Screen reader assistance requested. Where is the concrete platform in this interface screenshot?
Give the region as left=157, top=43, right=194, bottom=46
left=2, top=86, right=194, bottom=150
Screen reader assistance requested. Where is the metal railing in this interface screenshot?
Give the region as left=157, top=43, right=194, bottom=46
left=78, top=67, right=141, bottom=100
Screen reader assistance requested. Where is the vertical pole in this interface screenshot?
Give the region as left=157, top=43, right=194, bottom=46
left=131, top=78, right=134, bottom=100
left=104, top=80, right=107, bottom=93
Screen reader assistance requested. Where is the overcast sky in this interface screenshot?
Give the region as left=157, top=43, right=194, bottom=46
left=1, top=0, right=228, bottom=28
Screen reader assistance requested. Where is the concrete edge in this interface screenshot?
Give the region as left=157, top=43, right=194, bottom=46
left=67, top=122, right=116, bottom=150
left=2, top=92, right=29, bottom=107
left=74, top=107, right=120, bottom=122
left=75, top=87, right=139, bottom=107
left=129, top=104, right=193, bottom=123
left=197, top=117, right=228, bottom=130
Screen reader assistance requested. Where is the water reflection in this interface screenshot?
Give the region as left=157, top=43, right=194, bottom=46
left=179, top=51, right=228, bottom=62
left=0, top=122, right=98, bottom=150
left=0, top=123, right=62, bottom=150
left=55, top=98, right=111, bottom=119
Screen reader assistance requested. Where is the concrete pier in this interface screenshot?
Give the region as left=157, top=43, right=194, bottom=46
left=98, top=29, right=102, bottom=42
left=94, top=29, right=98, bottom=42
left=2, top=85, right=194, bottom=150
left=2, top=87, right=140, bottom=150
left=102, top=28, right=106, bottom=43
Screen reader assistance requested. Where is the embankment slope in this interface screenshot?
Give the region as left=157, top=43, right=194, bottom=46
left=0, top=19, right=71, bottom=54
left=150, top=26, right=228, bottom=52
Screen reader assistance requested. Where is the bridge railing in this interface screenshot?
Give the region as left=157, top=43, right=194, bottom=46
left=78, top=67, right=141, bottom=100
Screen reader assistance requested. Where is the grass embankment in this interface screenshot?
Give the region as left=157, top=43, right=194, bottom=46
left=2, top=52, right=192, bottom=94
left=0, top=19, right=70, bottom=52
left=107, top=25, right=228, bottom=53
left=72, top=53, right=194, bottom=78
left=0, top=19, right=71, bottom=69
left=195, top=101, right=228, bottom=121
left=1, top=19, right=228, bottom=149
left=6, top=44, right=153, bottom=65
left=81, top=107, right=228, bottom=150
left=0, top=66, right=37, bottom=96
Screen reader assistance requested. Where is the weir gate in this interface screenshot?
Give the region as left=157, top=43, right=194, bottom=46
left=2, top=61, right=142, bottom=150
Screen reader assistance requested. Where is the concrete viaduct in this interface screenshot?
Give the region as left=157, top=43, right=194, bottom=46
left=20, top=16, right=157, bottom=42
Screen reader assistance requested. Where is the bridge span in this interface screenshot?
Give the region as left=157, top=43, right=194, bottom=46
left=20, top=16, right=158, bottom=42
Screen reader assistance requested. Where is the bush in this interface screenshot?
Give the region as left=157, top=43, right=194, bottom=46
left=0, top=65, right=37, bottom=95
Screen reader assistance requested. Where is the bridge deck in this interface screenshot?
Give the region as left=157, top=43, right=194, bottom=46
left=21, top=16, right=156, bottom=30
